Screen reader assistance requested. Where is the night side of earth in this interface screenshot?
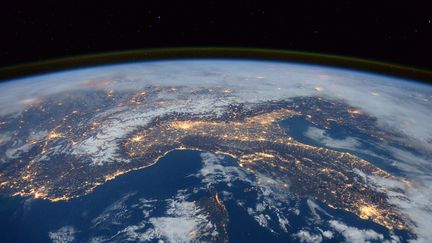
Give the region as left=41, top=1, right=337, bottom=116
left=0, top=60, right=431, bottom=243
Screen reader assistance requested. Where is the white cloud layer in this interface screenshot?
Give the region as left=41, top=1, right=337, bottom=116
left=329, top=220, right=385, bottom=243
left=293, top=229, right=323, bottom=243
left=48, top=226, right=77, bottom=243
left=1, top=60, right=431, bottom=144
left=91, top=189, right=220, bottom=242
left=304, top=127, right=361, bottom=150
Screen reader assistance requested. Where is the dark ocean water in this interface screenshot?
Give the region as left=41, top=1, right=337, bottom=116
left=0, top=136, right=410, bottom=242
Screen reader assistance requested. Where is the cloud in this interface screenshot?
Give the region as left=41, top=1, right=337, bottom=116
left=48, top=226, right=77, bottom=243
left=386, top=146, right=432, bottom=182
left=321, top=230, right=334, bottom=239
left=196, top=152, right=252, bottom=186
left=365, top=174, right=432, bottom=243
left=293, top=230, right=322, bottom=243
left=101, top=189, right=220, bottom=243
left=0, top=132, right=13, bottom=145
left=329, top=220, right=384, bottom=243
left=304, top=126, right=361, bottom=150
left=5, top=142, right=34, bottom=159
left=2, top=60, right=431, bottom=145
left=306, top=199, right=332, bottom=222
left=150, top=203, right=208, bottom=243
left=292, top=229, right=323, bottom=243
left=292, top=227, right=335, bottom=243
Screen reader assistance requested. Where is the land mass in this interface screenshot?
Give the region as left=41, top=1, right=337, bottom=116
left=0, top=87, right=413, bottom=231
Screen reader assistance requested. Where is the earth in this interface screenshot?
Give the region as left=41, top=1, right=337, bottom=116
left=0, top=59, right=431, bottom=243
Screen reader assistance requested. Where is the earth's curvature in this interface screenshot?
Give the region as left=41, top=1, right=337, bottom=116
left=0, top=59, right=431, bottom=243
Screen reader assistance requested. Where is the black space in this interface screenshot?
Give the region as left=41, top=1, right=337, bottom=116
left=0, top=1, right=431, bottom=70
